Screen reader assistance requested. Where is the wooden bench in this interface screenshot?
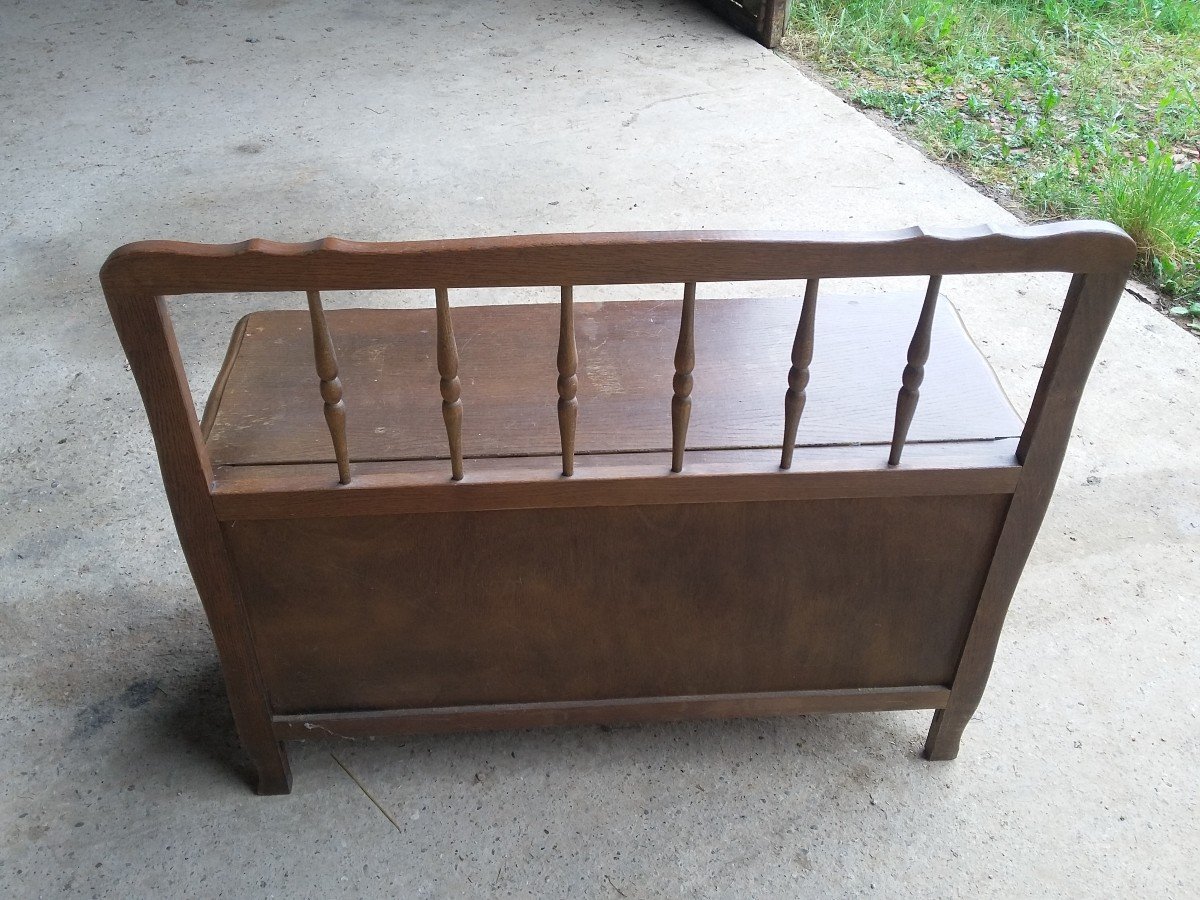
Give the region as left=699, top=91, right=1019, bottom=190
left=101, top=222, right=1134, bottom=794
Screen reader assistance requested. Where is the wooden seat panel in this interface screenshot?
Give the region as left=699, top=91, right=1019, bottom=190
left=204, top=294, right=1023, bottom=468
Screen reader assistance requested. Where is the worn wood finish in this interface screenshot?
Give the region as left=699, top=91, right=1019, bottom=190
left=696, top=0, right=791, bottom=48
left=305, top=290, right=351, bottom=484
left=434, top=287, right=463, bottom=481
left=272, top=686, right=951, bottom=740
left=757, top=0, right=790, bottom=47
left=202, top=297, right=1024, bottom=468
left=557, top=285, right=578, bottom=476
left=889, top=276, right=942, bottom=466
left=101, top=222, right=1135, bottom=793
left=671, top=282, right=697, bottom=472
left=781, top=279, right=818, bottom=470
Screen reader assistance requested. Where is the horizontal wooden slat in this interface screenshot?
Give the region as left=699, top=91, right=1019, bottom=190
left=211, top=441, right=1020, bottom=520
left=271, top=686, right=952, bottom=740
left=101, top=222, right=1136, bottom=295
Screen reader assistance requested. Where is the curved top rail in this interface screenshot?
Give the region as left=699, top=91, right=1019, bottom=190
left=100, top=221, right=1136, bottom=296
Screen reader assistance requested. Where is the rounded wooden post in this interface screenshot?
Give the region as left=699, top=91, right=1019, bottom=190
left=671, top=282, right=697, bottom=473
left=435, top=287, right=464, bottom=481
left=305, top=290, right=351, bottom=484
left=781, top=279, right=818, bottom=469
left=557, top=285, right=579, bottom=476
left=888, top=275, right=941, bottom=466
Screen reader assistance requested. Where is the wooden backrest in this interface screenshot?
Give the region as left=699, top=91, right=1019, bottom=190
left=101, top=222, right=1135, bottom=491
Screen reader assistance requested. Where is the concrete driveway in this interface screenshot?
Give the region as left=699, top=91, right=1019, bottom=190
left=1, top=0, right=1196, bottom=895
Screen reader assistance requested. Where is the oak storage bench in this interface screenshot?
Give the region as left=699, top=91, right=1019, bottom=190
left=101, top=222, right=1134, bottom=794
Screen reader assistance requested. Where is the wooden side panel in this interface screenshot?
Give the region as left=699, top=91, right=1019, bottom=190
left=224, top=494, right=1010, bottom=715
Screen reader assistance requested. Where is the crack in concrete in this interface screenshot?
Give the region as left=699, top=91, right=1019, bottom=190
left=330, top=753, right=402, bottom=834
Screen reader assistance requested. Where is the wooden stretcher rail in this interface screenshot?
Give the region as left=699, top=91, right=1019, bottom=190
left=272, top=686, right=953, bottom=740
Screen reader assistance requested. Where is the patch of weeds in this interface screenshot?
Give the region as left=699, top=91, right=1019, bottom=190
left=784, top=0, right=1200, bottom=311
left=1092, top=145, right=1200, bottom=273
left=1142, top=0, right=1200, bottom=35
left=854, top=87, right=925, bottom=123
left=894, top=0, right=961, bottom=48
left=930, top=113, right=995, bottom=162
left=1168, top=299, right=1200, bottom=332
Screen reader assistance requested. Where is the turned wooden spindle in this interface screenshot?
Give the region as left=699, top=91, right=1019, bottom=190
left=305, top=290, right=351, bottom=485
left=780, top=278, right=819, bottom=470
left=557, top=285, right=579, bottom=476
left=670, top=282, right=697, bottom=473
left=435, top=287, right=464, bottom=481
left=888, top=275, right=942, bottom=466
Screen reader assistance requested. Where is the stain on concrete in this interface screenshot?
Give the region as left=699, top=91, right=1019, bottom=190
left=72, top=679, right=160, bottom=737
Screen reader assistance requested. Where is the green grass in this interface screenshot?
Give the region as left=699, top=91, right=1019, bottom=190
left=783, top=0, right=1200, bottom=329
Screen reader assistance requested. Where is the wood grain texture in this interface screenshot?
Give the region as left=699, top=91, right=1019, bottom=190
left=273, top=686, right=952, bottom=740
left=305, top=290, right=351, bottom=484
left=781, top=279, right=818, bottom=470
left=101, top=223, right=1136, bottom=296
left=671, top=282, right=697, bottom=472
left=434, top=287, right=463, bottom=481
left=224, top=494, right=1010, bottom=714
left=202, top=295, right=1024, bottom=469
left=889, top=276, right=942, bottom=466
left=757, top=0, right=790, bottom=46
left=557, top=285, right=578, bottom=476
left=210, top=442, right=1021, bottom=520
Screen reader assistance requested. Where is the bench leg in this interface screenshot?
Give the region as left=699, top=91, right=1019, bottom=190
left=922, top=705, right=974, bottom=761
left=249, top=739, right=293, bottom=795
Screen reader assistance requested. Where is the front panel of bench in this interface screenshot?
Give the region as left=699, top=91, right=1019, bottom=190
left=224, top=492, right=1011, bottom=716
